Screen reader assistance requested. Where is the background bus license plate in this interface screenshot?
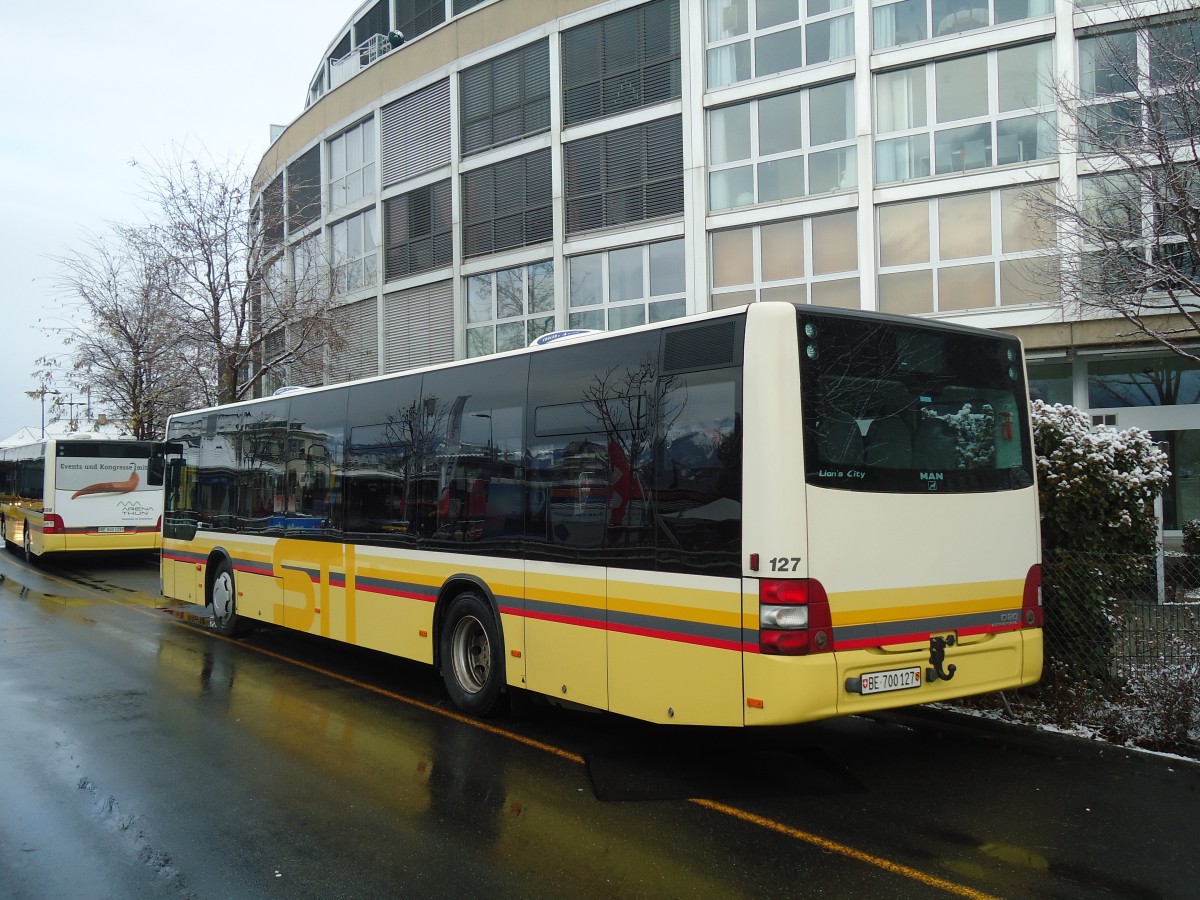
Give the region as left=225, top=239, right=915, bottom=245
left=98, top=526, right=126, bottom=533
left=860, top=666, right=922, bottom=695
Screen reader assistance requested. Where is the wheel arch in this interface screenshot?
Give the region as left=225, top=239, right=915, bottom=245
left=203, top=547, right=235, bottom=599
left=433, top=574, right=506, bottom=678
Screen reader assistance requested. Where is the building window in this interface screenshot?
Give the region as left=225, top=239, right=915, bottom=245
left=876, top=185, right=1057, bottom=315
left=567, top=238, right=687, bottom=330
left=460, top=39, right=550, bottom=156
left=564, top=116, right=683, bottom=235
left=875, top=41, right=1056, bottom=184
left=331, top=208, right=379, bottom=294
left=562, top=0, right=681, bottom=127
left=710, top=210, right=859, bottom=308
left=261, top=330, right=286, bottom=397
left=383, top=180, right=453, bottom=281
left=292, top=233, right=329, bottom=304
left=328, top=118, right=376, bottom=213
left=262, top=175, right=284, bottom=248
left=394, top=0, right=446, bottom=41
left=706, top=0, right=854, bottom=90
left=1027, top=360, right=1073, bottom=405
left=287, top=145, right=322, bottom=233
left=329, top=297, right=379, bottom=383
left=462, top=149, right=553, bottom=258
left=355, top=1, right=389, bottom=45
left=871, top=0, right=1052, bottom=51
left=465, top=260, right=556, bottom=357
left=1088, top=354, right=1200, bottom=408
left=708, top=79, right=855, bottom=211
left=381, top=79, right=451, bottom=187
left=1077, top=22, right=1200, bottom=156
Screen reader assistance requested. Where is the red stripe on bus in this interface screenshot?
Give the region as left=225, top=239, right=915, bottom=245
left=522, top=608, right=607, bottom=630
left=356, top=582, right=436, bottom=603
left=233, top=564, right=274, bottom=578
left=833, top=623, right=1016, bottom=651
left=607, top=621, right=742, bottom=651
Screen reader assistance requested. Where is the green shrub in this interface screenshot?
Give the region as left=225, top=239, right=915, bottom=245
left=1033, top=401, right=1169, bottom=556
left=1183, top=519, right=1200, bottom=556
left=1033, top=402, right=1170, bottom=684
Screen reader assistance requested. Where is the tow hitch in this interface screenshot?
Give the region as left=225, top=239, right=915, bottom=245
left=926, top=634, right=957, bottom=683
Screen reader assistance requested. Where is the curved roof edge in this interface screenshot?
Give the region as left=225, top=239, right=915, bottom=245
left=256, top=0, right=601, bottom=190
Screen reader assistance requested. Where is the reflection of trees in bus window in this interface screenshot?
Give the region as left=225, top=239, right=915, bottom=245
left=237, top=399, right=290, bottom=532
left=655, top=370, right=741, bottom=577
left=194, top=411, right=241, bottom=531
left=527, top=331, right=660, bottom=566
left=288, top=388, right=347, bottom=535
left=420, top=356, right=527, bottom=552
left=344, top=375, right=424, bottom=545
left=800, top=311, right=1034, bottom=492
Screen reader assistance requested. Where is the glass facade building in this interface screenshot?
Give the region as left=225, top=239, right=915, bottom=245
left=253, top=0, right=1200, bottom=533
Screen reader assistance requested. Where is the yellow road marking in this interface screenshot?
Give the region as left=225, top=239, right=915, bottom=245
left=689, top=798, right=1002, bottom=900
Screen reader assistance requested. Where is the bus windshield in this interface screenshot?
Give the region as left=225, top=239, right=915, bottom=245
left=799, top=309, right=1034, bottom=494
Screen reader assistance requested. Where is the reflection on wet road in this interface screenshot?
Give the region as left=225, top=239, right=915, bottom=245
left=0, top=550, right=1196, bottom=899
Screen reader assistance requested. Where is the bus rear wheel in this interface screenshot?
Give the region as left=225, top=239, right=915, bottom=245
left=440, top=592, right=504, bottom=716
left=23, top=527, right=35, bottom=564
left=207, top=558, right=240, bottom=637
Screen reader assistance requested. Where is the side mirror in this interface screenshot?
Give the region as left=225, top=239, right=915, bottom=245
left=148, top=442, right=183, bottom=486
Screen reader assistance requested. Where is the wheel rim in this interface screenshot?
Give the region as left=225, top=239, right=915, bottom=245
left=24, top=530, right=30, bottom=558
left=211, top=570, right=234, bottom=623
left=450, top=614, right=491, bottom=695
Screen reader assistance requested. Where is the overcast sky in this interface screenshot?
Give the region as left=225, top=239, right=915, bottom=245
left=0, top=1, right=356, bottom=441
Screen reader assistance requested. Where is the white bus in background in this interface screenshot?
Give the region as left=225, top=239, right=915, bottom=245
left=0, top=436, right=163, bottom=560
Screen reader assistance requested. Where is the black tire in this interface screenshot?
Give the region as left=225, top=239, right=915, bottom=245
left=439, top=592, right=504, bottom=716
left=23, top=526, right=35, bottom=564
left=207, top=558, right=240, bottom=637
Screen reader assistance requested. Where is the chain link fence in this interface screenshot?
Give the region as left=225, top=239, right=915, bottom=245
left=952, top=550, right=1200, bottom=758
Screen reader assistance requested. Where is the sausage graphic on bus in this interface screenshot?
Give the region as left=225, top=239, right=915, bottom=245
left=71, top=469, right=140, bottom=499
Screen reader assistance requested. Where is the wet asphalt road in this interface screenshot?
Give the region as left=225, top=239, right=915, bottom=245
left=0, top=548, right=1197, bottom=899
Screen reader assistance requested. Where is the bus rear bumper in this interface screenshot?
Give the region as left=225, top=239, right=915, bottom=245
left=743, top=629, right=1042, bottom=726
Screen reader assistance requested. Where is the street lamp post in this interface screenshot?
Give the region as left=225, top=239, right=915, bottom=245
left=34, top=388, right=60, bottom=438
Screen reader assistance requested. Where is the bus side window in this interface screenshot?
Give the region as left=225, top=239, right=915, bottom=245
left=655, top=370, right=741, bottom=577
left=344, top=376, right=423, bottom=546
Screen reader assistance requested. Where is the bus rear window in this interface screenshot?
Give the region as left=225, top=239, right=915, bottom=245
left=798, top=311, right=1034, bottom=493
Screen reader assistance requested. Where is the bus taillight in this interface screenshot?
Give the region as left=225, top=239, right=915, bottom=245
left=1022, top=564, right=1043, bottom=628
left=43, top=514, right=65, bottom=535
left=759, top=579, right=833, bottom=655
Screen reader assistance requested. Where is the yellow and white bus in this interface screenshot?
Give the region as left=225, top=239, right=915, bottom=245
left=160, top=302, right=1042, bottom=726
left=0, top=436, right=163, bottom=559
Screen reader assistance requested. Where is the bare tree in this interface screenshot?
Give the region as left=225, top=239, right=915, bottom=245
left=1040, top=3, right=1200, bottom=363
left=135, top=148, right=344, bottom=404
left=48, top=228, right=204, bottom=438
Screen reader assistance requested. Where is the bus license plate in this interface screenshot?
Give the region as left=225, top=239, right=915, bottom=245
left=98, top=526, right=126, bottom=533
left=860, top=666, right=923, bottom=695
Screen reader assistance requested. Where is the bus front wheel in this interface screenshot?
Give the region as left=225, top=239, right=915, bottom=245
left=440, top=592, right=504, bottom=716
left=207, top=559, right=240, bottom=637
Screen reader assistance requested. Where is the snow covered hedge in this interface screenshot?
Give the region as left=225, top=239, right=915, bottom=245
left=1032, top=400, right=1170, bottom=556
